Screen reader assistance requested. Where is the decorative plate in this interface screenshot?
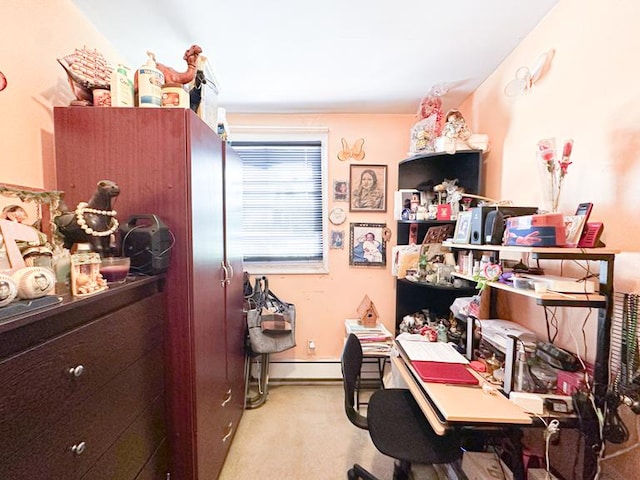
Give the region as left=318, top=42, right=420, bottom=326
left=329, top=207, right=346, bottom=225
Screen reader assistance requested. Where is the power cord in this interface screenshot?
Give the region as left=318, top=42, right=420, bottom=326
left=544, top=419, right=560, bottom=474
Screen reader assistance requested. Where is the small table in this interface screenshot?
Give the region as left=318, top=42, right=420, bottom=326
left=344, top=319, right=393, bottom=408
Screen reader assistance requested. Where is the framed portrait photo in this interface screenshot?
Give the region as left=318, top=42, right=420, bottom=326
left=330, top=230, right=345, bottom=249
left=452, top=210, right=472, bottom=244
left=333, top=179, right=349, bottom=202
left=349, top=164, right=387, bottom=212
left=349, top=222, right=386, bottom=267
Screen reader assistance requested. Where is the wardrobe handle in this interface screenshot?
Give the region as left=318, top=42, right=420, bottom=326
left=226, top=261, right=234, bottom=282
left=221, top=388, right=232, bottom=407
left=68, top=365, right=85, bottom=378
left=222, top=422, right=234, bottom=443
left=220, top=262, right=229, bottom=287
left=70, top=441, right=86, bottom=455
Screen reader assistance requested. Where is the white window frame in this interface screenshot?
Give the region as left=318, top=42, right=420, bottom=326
left=231, top=125, right=329, bottom=275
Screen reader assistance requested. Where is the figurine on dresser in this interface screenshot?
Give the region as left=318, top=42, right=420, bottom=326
left=53, top=180, right=120, bottom=254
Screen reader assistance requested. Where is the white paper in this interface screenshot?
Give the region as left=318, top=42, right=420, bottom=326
left=396, top=338, right=468, bottom=364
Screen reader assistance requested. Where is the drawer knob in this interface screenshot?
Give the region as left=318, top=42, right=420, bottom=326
left=68, top=365, right=85, bottom=378
left=70, top=441, right=86, bottom=455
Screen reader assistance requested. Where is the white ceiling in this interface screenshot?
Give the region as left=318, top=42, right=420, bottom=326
left=74, top=0, right=559, bottom=114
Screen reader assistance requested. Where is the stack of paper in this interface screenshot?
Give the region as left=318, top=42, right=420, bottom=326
left=345, top=319, right=393, bottom=355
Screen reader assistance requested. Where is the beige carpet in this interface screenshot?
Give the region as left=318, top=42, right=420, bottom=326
left=218, top=382, right=464, bottom=480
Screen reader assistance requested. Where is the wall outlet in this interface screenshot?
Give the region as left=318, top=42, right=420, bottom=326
left=307, top=340, right=316, bottom=354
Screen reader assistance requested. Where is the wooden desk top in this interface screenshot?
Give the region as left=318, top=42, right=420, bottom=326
left=391, top=347, right=532, bottom=435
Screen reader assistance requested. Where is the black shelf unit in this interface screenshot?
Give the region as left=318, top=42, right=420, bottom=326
left=395, top=150, right=484, bottom=330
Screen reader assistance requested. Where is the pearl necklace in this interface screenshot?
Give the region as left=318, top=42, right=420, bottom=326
left=75, top=202, right=119, bottom=237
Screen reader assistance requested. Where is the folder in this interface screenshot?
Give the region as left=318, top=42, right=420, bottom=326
left=411, top=360, right=479, bottom=385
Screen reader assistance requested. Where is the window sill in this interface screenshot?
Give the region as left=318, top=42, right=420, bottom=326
left=245, top=261, right=329, bottom=275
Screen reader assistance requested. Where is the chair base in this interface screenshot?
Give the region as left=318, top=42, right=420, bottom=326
left=348, top=463, right=379, bottom=480
left=347, top=459, right=411, bottom=480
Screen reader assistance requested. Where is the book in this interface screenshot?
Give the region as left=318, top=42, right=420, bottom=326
left=411, top=360, right=479, bottom=385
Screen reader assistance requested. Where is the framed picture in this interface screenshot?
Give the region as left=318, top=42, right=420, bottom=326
left=333, top=180, right=349, bottom=202
left=349, top=164, right=387, bottom=212
left=452, top=210, right=472, bottom=244
left=349, top=222, right=386, bottom=267
left=330, top=230, right=345, bottom=249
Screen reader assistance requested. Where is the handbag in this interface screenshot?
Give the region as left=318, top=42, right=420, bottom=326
left=246, top=275, right=296, bottom=354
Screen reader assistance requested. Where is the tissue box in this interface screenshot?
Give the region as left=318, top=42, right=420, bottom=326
left=504, top=213, right=566, bottom=246
left=462, top=452, right=513, bottom=480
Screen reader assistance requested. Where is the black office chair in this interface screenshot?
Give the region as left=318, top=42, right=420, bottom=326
left=341, top=333, right=461, bottom=480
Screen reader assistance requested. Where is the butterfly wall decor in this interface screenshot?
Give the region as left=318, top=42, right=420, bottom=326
left=337, top=137, right=365, bottom=161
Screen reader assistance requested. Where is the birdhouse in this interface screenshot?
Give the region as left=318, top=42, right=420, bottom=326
left=357, top=295, right=379, bottom=328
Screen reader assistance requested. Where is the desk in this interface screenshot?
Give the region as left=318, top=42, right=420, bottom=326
left=393, top=343, right=536, bottom=479
left=391, top=346, right=532, bottom=435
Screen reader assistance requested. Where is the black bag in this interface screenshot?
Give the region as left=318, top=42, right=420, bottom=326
left=246, top=276, right=296, bottom=354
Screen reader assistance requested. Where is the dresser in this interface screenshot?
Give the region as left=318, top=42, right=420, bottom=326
left=0, top=276, right=166, bottom=480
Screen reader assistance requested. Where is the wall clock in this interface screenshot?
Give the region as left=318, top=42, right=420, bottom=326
left=329, top=207, right=346, bottom=225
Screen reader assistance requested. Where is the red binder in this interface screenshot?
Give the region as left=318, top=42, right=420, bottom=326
left=411, top=360, right=479, bottom=385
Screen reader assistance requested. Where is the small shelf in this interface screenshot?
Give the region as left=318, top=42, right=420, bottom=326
left=443, top=241, right=619, bottom=257
left=451, top=272, right=607, bottom=308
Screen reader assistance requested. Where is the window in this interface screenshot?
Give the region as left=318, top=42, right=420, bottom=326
left=231, top=127, right=328, bottom=274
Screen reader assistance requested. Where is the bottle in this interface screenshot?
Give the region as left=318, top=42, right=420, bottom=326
left=514, top=346, right=536, bottom=392
left=110, top=64, right=135, bottom=107
left=137, top=51, right=164, bottom=108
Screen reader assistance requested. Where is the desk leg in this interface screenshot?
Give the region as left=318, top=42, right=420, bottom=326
left=506, top=428, right=525, bottom=480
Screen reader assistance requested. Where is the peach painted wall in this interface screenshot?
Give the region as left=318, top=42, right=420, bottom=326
left=457, top=0, right=640, bottom=359
left=460, top=1, right=640, bottom=471
left=227, top=113, right=415, bottom=360
left=1, top=1, right=124, bottom=189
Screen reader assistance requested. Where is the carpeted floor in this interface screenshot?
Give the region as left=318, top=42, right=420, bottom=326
left=218, top=382, right=464, bottom=480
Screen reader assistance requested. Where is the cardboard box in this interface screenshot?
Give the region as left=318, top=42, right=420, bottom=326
left=461, top=452, right=513, bottom=480
left=504, top=213, right=566, bottom=246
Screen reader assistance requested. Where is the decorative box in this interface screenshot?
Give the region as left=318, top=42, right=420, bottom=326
left=504, top=213, right=566, bottom=246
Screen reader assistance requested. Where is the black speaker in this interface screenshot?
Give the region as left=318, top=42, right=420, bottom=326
left=470, top=206, right=539, bottom=245
left=484, top=210, right=504, bottom=245
left=120, top=214, right=173, bottom=275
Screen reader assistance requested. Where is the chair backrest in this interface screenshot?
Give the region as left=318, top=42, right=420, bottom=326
left=341, top=333, right=368, bottom=429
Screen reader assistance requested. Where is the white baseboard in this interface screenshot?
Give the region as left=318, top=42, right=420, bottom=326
left=264, top=358, right=384, bottom=380
left=268, top=360, right=342, bottom=380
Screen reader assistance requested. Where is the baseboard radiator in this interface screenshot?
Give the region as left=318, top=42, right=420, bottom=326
left=264, top=359, right=383, bottom=381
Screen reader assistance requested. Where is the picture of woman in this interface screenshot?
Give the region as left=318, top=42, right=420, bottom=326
left=349, top=165, right=387, bottom=212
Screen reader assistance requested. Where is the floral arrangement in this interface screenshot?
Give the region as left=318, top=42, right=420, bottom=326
left=536, top=137, right=574, bottom=212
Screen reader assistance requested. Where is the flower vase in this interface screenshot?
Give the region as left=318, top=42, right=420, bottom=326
left=539, top=165, right=561, bottom=213
left=537, top=138, right=560, bottom=213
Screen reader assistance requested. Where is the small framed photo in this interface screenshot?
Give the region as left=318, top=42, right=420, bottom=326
left=349, top=165, right=387, bottom=212
left=349, top=222, right=386, bottom=267
left=330, top=230, right=345, bottom=249
left=452, top=210, right=472, bottom=244
left=333, top=180, right=349, bottom=202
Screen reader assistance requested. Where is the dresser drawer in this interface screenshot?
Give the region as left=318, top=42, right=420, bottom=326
left=81, top=393, right=166, bottom=480
left=0, top=293, right=163, bottom=465
left=0, top=346, right=164, bottom=480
